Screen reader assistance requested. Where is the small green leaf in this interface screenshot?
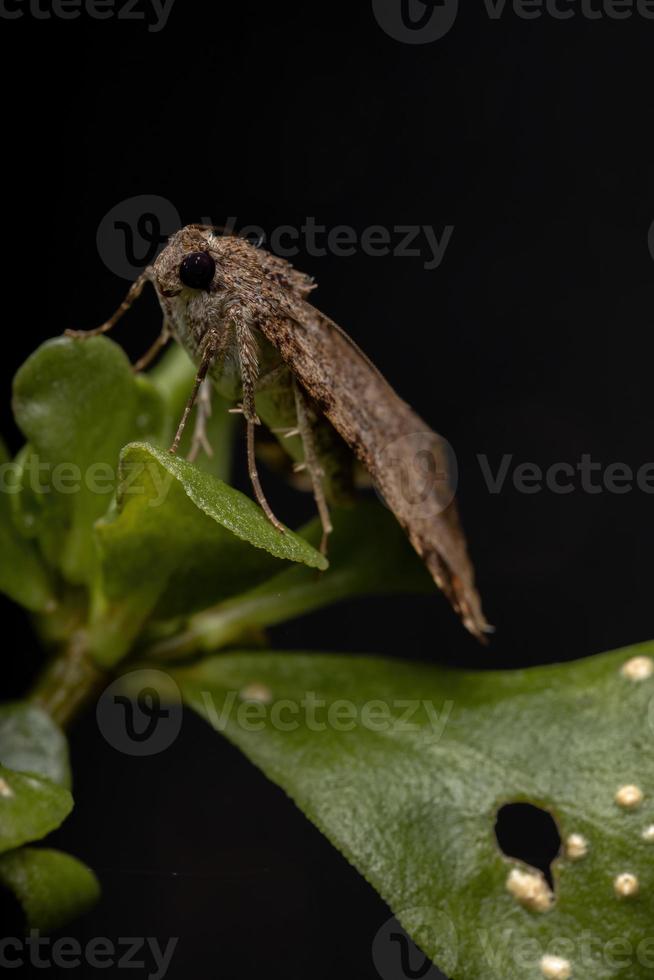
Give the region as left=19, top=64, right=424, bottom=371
left=0, top=703, right=71, bottom=789
left=0, top=766, right=72, bottom=854
left=0, top=439, right=56, bottom=612
left=173, top=644, right=654, bottom=980
left=0, top=847, right=99, bottom=932
left=149, top=502, right=433, bottom=657
left=12, top=337, right=167, bottom=585
left=90, top=442, right=327, bottom=665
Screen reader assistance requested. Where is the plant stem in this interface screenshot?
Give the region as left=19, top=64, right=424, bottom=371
left=30, top=631, right=106, bottom=729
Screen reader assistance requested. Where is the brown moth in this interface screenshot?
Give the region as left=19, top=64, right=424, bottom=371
left=68, top=224, right=491, bottom=640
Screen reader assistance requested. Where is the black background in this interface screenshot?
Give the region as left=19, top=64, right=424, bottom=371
left=1, top=1, right=654, bottom=977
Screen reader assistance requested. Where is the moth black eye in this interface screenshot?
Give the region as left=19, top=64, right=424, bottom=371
left=179, top=251, right=216, bottom=290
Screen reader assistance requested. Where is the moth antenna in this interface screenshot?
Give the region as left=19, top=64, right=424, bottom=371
left=66, top=269, right=152, bottom=340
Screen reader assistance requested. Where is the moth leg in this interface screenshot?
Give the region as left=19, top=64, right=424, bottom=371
left=233, top=313, right=285, bottom=534
left=246, top=421, right=285, bottom=534
left=293, top=380, right=333, bottom=555
left=234, top=317, right=260, bottom=424
left=169, top=331, right=222, bottom=456
left=187, top=379, right=214, bottom=462
left=66, top=270, right=151, bottom=339
left=132, top=320, right=172, bottom=373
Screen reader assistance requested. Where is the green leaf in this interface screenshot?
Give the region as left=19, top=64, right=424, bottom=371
left=148, top=502, right=434, bottom=657
left=0, top=703, right=71, bottom=789
left=90, top=442, right=327, bottom=665
left=171, top=644, right=654, bottom=980
left=0, top=766, right=72, bottom=854
left=0, top=439, right=56, bottom=612
left=0, top=847, right=99, bottom=932
left=148, top=343, right=236, bottom=482
left=12, top=337, right=167, bottom=586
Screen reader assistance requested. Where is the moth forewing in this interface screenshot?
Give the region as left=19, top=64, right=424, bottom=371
left=253, top=302, right=491, bottom=640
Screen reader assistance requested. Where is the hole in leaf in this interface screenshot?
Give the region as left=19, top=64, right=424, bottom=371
left=495, top=803, right=561, bottom=888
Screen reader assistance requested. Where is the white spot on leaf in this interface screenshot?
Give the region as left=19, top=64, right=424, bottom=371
left=506, top=867, right=554, bottom=913
left=239, top=682, right=273, bottom=704
left=540, top=954, right=572, bottom=979
left=615, top=785, right=644, bottom=809
left=565, top=833, right=589, bottom=861
left=614, top=872, right=639, bottom=898
left=0, top=777, right=14, bottom=799
left=642, top=825, right=654, bottom=843
left=621, top=655, right=654, bottom=682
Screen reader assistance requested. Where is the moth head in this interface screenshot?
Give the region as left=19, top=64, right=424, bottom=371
left=150, top=225, right=223, bottom=299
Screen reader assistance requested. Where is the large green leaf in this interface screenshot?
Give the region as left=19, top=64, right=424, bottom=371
left=0, top=766, right=72, bottom=854
left=146, top=502, right=434, bottom=658
left=11, top=337, right=167, bottom=585
left=169, top=644, right=654, bottom=980
left=0, top=439, right=55, bottom=612
left=0, top=702, right=71, bottom=789
left=90, top=442, right=327, bottom=665
left=0, top=847, right=99, bottom=932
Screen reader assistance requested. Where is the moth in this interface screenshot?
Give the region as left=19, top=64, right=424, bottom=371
left=68, top=224, right=491, bottom=640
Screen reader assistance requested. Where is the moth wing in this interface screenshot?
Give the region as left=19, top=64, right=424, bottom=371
left=257, top=301, right=491, bottom=640
left=259, top=251, right=317, bottom=298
